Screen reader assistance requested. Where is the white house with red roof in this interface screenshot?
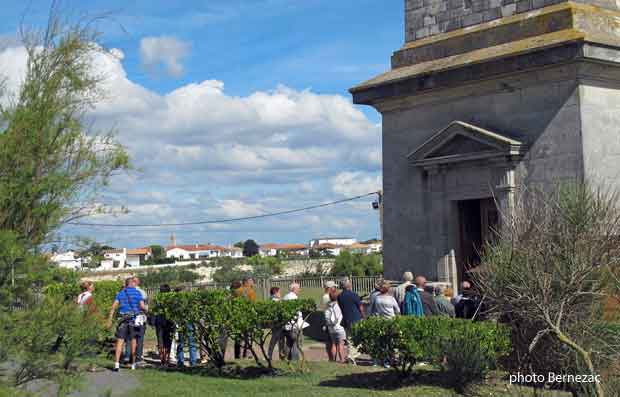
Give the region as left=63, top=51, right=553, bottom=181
left=166, top=244, right=225, bottom=260
left=126, top=247, right=152, bottom=267
left=259, top=243, right=309, bottom=257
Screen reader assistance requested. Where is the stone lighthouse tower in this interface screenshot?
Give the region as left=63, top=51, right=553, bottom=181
left=351, top=0, right=620, bottom=280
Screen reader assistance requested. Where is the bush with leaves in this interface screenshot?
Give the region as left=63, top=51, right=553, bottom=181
left=438, top=319, right=511, bottom=392
left=247, top=255, right=285, bottom=279
left=352, top=316, right=510, bottom=388
left=138, top=268, right=200, bottom=288
left=152, top=289, right=315, bottom=370
left=331, top=251, right=383, bottom=276
left=1, top=296, right=103, bottom=390
left=45, top=279, right=121, bottom=314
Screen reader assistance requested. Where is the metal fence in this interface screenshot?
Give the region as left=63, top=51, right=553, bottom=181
left=143, top=275, right=383, bottom=301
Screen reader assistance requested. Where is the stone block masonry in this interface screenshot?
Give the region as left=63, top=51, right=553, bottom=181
left=405, top=0, right=620, bottom=41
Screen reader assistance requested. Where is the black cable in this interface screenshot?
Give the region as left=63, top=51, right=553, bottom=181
left=68, top=191, right=379, bottom=228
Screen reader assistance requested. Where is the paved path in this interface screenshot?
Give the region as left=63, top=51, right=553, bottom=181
left=68, top=370, right=140, bottom=397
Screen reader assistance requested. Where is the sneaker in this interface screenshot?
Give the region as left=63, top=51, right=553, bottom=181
left=112, top=367, right=119, bottom=372
left=130, top=364, right=136, bottom=370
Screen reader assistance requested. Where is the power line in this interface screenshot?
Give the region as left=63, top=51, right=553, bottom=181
left=68, top=191, right=379, bottom=228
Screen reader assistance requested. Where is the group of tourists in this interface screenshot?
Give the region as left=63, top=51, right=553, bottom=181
left=318, top=272, right=483, bottom=367
left=78, top=272, right=482, bottom=372
left=383, top=272, right=483, bottom=320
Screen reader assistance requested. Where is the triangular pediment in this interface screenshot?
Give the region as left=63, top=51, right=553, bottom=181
left=408, top=121, right=525, bottom=167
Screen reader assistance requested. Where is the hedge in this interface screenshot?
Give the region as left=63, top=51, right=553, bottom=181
left=152, top=289, right=315, bottom=369
left=44, top=280, right=122, bottom=318
left=351, top=316, right=510, bottom=391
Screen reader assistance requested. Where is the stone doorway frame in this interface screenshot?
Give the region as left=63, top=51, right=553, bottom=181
left=407, top=120, right=526, bottom=283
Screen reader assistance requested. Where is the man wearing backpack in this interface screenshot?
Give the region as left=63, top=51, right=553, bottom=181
left=107, top=277, right=146, bottom=372
left=415, top=276, right=440, bottom=316
left=401, top=284, right=424, bottom=316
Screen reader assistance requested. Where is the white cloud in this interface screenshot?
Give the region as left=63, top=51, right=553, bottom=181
left=139, top=36, right=191, bottom=77
left=331, top=172, right=382, bottom=197
left=216, top=200, right=265, bottom=218
left=0, top=43, right=382, bottom=247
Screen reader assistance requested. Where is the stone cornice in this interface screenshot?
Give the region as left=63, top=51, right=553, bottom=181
left=350, top=2, right=620, bottom=106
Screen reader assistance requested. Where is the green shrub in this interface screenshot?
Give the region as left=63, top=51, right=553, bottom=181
left=45, top=280, right=122, bottom=317
left=139, top=268, right=199, bottom=288
left=438, top=320, right=511, bottom=392
left=2, top=296, right=103, bottom=387
left=352, top=316, right=510, bottom=389
left=331, top=252, right=382, bottom=276
left=152, top=289, right=315, bottom=369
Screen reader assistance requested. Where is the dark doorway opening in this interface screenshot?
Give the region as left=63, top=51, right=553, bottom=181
left=457, top=197, right=499, bottom=282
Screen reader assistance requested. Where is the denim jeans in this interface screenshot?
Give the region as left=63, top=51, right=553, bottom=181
left=177, top=324, right=198, bottom=367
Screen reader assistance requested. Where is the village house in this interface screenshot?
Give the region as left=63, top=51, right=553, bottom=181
left=346, top=243, right=378, bottom=255
left=309, top=237, right=356, bottom=248
left=259, top=243, right=309, bottom=257
left=51, top=251, right=83, bottom=270
left=126, top=247, right=152, bottom=267
left=221, top=246, right=244, bottom=258
left=100, top=248, right=127, bottom=269
left=166, top=244, right=224, bottom=260
left=313, top=243, right=343, bottom=257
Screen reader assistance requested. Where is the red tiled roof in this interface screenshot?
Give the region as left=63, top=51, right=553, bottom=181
left=314, top=243, right=340, bottom=249
left=166, top=244, right=226, bottom=252
left=260, top=243, right=307, bottom=250
left=127, top=247, right=152, bottom=255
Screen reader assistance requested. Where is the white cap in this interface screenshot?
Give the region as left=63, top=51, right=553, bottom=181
left=324, top=280, right=336, bottom=288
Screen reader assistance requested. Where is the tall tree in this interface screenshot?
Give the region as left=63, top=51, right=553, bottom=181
left=0, top=12, right=129, bottom=249
left=149, top=245, right=165, bottom=259
left=243, top=239, right=259, bottom=257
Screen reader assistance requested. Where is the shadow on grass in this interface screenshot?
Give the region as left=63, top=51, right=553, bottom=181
left=318, top=367, right=451, bottom=391
left=155, top=363, right=286, bottom=380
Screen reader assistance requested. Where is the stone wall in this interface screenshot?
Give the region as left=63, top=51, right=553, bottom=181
left=381, top=65, right=582, bottom=279
left=404, top=0, right=620, bottom=42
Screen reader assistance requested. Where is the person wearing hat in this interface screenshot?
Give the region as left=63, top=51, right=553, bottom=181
left=320, top=280, right=337, bottom=311
left=320, top=280, right=337, bottom=360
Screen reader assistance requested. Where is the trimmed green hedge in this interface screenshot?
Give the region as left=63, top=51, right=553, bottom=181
left=153, top=289, right=315, bottom=369
left=351, top=316, right=510, bottom=390
left=44, top=280, right=122, bottom=318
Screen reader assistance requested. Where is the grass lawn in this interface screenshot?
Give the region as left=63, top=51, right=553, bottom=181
left=126, top=361, right=568, bottom=397
left=296, top=287, right=324, bottom=304
left=129, top=362, right=450, bottom=397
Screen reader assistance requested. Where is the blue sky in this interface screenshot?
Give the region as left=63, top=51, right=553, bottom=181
left=0, top=0, right=404, bottom=249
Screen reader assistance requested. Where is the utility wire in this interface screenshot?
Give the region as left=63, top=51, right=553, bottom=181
left=68, top=191, right=379, bottom=228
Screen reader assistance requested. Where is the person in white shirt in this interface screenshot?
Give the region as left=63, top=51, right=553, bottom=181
left=283, top=283, right=300, bottom=301
left=324, top=290, right=346, bottom=363
left=369, top=282, right=401, bottom=319
left=320, top=281, right=337, bottom=360
left=393, top=271, right=413, bottom=305
left=282, top=283, right=302, bottom=361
